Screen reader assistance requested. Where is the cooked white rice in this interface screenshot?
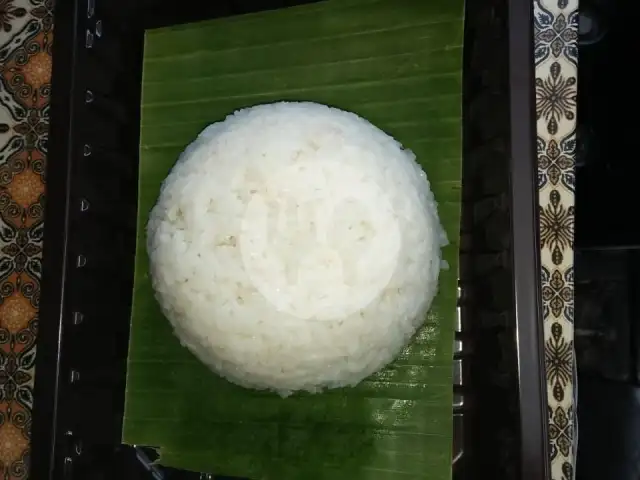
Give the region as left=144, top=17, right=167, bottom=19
left=147, top=101, right=447, bottom=396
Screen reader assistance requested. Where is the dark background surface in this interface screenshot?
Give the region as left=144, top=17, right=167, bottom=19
left=575, top=0, right=640, bottom=478
left=32, top=0, right=545, bottom=478
left=575, top=0, right=637, bottom=248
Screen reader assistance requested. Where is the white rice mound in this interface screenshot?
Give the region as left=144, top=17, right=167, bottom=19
left=147, top=101, right=447, bottom=396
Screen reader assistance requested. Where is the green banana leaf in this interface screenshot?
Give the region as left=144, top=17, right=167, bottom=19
left=123, top=0, right=464, bottom=478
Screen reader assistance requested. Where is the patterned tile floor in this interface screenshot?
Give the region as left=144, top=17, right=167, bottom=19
left=0, top=0, right=51, bottom=478
left=534, top=1, right=577, bottom=478
left=0, top=1, right=576, bottom=478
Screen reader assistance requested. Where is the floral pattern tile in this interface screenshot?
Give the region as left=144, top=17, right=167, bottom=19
left=534, top=0, right=578, bottom=478
left=0, top=0, right=50, bottom=478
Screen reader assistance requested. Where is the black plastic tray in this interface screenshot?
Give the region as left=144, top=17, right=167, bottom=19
left=32, top=0, right=548, bottom=478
